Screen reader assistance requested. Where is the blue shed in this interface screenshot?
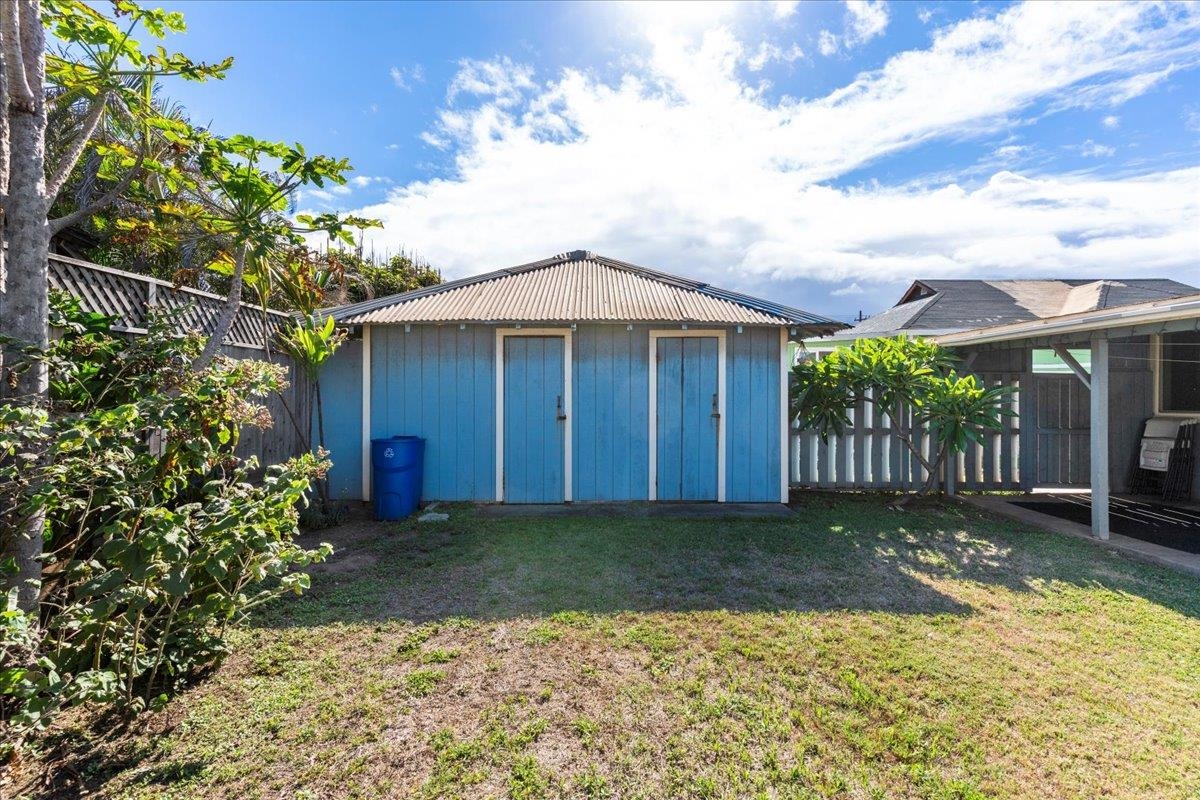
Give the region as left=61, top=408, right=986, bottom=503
left=320, top=251, right=841, bottom=504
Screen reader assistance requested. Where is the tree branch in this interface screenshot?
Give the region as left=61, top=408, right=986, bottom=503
left=190, top=244, right=247, bottom=372
left=47, top=146, right=145, bottom=235
left=0, top=1, right=36, bottom=113
left=45, top=92, right=107, bottom=202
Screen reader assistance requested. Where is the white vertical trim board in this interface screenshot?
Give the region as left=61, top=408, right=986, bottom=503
left=647, top=334, right=657, bottom=501
left=1089, top=335, right=1110, bottom=540
left=494, top=329, right=504, bottom=502
left=361, top=324, right=372, bottom=503
left=494, top=328, right=573, bottom=503
left=779, top=328, right=789, bottom=504
left=648, top=329, right=728, bottom=502
left=562, top=331, right=573, bottom=501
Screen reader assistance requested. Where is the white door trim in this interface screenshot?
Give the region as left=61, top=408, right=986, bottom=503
left=495, top=327, right=573, bottom=503
left=780, top=328, right=790, bottom=504
left=361, top=324, right=372, bottom=502
left=648, top=329, right=727, bottom=502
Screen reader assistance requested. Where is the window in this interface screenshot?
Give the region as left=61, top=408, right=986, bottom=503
left=1032, top=348, right=1091, bottom=374
left=1159, top=330, right=1200, bottom=414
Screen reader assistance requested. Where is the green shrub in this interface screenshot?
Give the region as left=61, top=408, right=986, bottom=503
left=0, top=296, right=330, bottom=749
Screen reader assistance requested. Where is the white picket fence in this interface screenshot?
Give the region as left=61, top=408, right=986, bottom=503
left=789, top=373, right=1023, bottom=491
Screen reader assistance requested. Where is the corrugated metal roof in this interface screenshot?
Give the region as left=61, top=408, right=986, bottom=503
left=332, top=251, right=842, bottom=329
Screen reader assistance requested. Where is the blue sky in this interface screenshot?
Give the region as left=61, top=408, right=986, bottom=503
left=165, top=0, right=1200, bottom=321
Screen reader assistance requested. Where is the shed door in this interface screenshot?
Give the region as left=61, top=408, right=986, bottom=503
left=656, top=337, right=719, bottom=501
left=503, top=336, right=566, bottom=503
left=1034, top=374, right=1090, bottom=486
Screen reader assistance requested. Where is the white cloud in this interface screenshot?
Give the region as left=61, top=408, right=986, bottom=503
left=818, top=30, right=839, bottom=56
left=820, top=1, right=890, bottom=56
left=350, top=2, right=1200, bottom=291
left=831, top=282, right=865, bottom=296
left=390, top=64, right=425, bottom=92
left=845, top=1, right=890, bottom=46
left=350, top=175, right=391, bottom=189
left=769, top=1, right=799, bottom=20
left=447, top=57, right=534, bottom=105
left=747, top=41, right=805, bottom=71
left=1102, top=114, right=1120, bottom=128
left=993, top=144, right=1028, bottom=160
left=1186, top=107, right=1200, bottom=132
left=1076, top=139, right=1116, bottom=157
left=304, top=188, right=335, bottom=204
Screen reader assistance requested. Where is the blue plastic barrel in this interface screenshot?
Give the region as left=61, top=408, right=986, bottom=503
left=371, top=436, right=425, bottom=520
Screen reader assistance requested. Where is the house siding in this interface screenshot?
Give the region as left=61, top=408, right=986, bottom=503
left=323, top=323, right=785, bottom=503
left=573, top=324, right=652, bottom=501
left=726, top=327, right=783, bottom=502
left=370, top=324, right=496, bottom=501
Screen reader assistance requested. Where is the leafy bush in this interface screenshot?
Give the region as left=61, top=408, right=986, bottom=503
left=791, top=336, right=1013, bottom=499
left=0, top=295, right=329, bottom=750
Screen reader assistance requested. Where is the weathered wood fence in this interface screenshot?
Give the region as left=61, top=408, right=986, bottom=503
left=48, top=254, right=310, bottom=466
left=789, top=372, right=1024, bottom=491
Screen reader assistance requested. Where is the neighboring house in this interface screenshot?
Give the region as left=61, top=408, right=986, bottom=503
left=938, top=292, right=1200, bottom=539
left=810, top=278, right=1198, bottom=351
left=321, top=250, right=842, bottom=504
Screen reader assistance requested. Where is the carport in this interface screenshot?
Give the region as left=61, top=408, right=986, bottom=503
left=938, top=292, right=1200, bottom=541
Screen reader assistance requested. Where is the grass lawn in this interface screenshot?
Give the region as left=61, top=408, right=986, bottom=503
left=17, top=495, right=1200, bottom=799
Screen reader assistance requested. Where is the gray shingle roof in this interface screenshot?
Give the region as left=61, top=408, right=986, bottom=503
left=837, top=278, right=1199, bottom=338
left=330, top=251, right=843, bottom=330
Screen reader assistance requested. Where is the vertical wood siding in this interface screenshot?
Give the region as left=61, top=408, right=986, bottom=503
left=323, top=323, right=786, bottom=503
left=572, top=325, right=651, bottom=501
left=725, top=327, right=783, bottom=502
left=369, top=325, right=496, bottom=501
left=320, top=338, right=363, bottom=500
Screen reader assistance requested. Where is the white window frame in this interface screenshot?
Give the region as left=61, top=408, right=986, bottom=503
left=648, top=329, right=727, bottom=502
left=495, top=327, right=573, bottom=503
left=1152, top=332, right=1200, bottom=417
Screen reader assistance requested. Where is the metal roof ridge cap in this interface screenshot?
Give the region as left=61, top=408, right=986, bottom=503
left=696, top=283, right=840, bottom=325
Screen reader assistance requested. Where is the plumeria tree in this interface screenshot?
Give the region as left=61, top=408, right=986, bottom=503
left=790, top=336, right=1013, bottom=503
left=146, top=131, right=379, bottom=370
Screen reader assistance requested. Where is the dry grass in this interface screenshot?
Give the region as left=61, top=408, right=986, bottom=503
left=13, top=495, right=1200, bottom=799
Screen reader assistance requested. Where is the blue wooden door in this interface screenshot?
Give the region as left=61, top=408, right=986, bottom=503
left=504, top=336, right=565, bottom=503
left=656, top=337, right=719, bottom=500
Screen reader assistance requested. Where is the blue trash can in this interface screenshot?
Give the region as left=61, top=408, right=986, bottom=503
left=371, top=436, right=425, bottom=520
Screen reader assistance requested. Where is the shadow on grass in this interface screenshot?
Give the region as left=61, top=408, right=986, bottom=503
left=256, top=494, right=1200, bottom=629
left=29, top=720, right=205, bottom=800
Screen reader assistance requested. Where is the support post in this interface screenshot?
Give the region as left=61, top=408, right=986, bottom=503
left=361, top=325, right=372, bottom=503
left=1089, top=336, right=1109, bottom=540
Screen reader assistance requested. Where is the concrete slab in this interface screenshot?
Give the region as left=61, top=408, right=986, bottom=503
left=962, top=494, right=1200, bottom=579
left=478, top=502, right=793, bottom=519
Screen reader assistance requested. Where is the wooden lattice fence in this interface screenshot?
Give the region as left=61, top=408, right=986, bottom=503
left=48, top=254, right=310, bottom=466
